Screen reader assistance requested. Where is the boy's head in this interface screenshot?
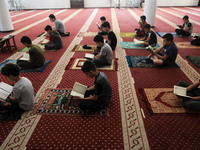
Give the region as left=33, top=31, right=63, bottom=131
left=101, top=21, right=111, bottom=32
left=183, top=15, right=189, bottom=23
left=144, top=24, right=151, bottom=33
left=162, top=33, right=174, bottom=46
left=140, top=15, right=146, bottom=22
left=49, top=14, right=56, bottom=22
left=81, top=61, right=97, bottom=78
left=21, top=36, right=32, bottom=47
left=93, top=34, right=104, bottom=47
left=100, top=16, right=106, bottom=23
left=45, top=25, right=52, bottom=34
left=1, top=63, right=20, bottom=81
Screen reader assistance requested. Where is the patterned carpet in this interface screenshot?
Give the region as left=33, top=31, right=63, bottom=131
left=0, top=7, right=200, bottom=150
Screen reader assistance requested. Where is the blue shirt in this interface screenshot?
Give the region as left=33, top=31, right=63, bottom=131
left=162, top=43, right=178, bottom=66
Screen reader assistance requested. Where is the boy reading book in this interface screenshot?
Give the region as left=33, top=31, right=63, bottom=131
left=140, top=24, right=157, bottom=47
left=135, top=15, right=148, bottom=37
left=17, top=36, right=45, bottom=70
left=98, top=16, right=108, bottom=36
left=175, top=15, right=193, bottom=37
left=176, top=80, right=200, bottom=111
left=42, top=25, right=63, bottom=50
left=0, top=63, right=35, bottom=113
left=147, top=33, right=178, bottom=67
left=74, top=61, right=112, bottom=112
left=92, top=35, right=113, bottom=68
left=49, top=14, right=70, bottom=36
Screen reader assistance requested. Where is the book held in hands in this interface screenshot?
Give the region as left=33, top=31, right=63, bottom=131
left=85, top=53, right=94, bottom=60
left=173, top=85, right=192, bottom=98
left=19, top=53, right=30, bottom=61
left=0, top=82, right=13, bottom=100
left=96, top=22, right=101, bottom=28
left=146, top=45, right=154, bottom=53
left=134, top=39, right=144, bottom=45
left=70, top=82, right=87, bottom=98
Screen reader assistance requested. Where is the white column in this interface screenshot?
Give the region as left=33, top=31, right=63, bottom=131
left=0, top=0, right=14, bottom=32
left=144, top=0, right=157, bottom=27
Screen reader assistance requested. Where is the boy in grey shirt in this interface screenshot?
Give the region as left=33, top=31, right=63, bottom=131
left=49, top=14, right=70, bottom=36
left=0, top=63, right=35, bottom=113
left=92, top=34, right=113, bottom=68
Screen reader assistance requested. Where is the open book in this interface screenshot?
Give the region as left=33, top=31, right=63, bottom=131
left=146, top=45, right=154, bottom=53
left=41, top=39, right=49, bottom=44
left=96, top=22, right=101, bottom=28
left=71, top=82, right=87, bottom=98
left=177, top=24, right=183, bottom=29
left=85, top=53, right=94, bottom=60
left=0, top=82, right=13, bottom=99
left=19, top=53, right=30, bottom=61
left=134, top=39, right=144, bottom=45
left=174, top=85, right=192, bottom=98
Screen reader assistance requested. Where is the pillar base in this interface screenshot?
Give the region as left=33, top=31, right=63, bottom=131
left=0, top=29, right=14, bottom=33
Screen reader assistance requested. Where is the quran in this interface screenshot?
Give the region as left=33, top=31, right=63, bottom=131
left=174, top=85, right=191, bottom=98
left=0, top=82, right=13, bottom=99
left=70, top=82, right=87, bottom=98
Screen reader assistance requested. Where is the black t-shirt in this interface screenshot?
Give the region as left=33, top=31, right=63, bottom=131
left=145, top=30, right=157, bottom=46
left=108, top=31, right=117, bottom=51
left=94, top=72, right=112, bottom=102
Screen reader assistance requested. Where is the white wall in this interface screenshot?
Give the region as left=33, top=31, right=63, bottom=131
left=8, top=0, right=70, bottom=9
left=157, top=0, right=199, bottom=7
left=7, top=0, right=199, bottom=9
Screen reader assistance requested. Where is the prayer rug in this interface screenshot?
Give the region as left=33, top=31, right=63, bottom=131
left=176, top=42, right=200, bottom=49
left=120, top=32, right=136, bottom=38
left=71, top=44, right=97, bottom=52
left=156, top=32, right=179, bottom=37
left=37, top=32, right=47, bottom=37
left=67, top=58, right=117, bottom=71
left=33, top=88, right=108, bottom=116
left=18, top=44, right=57, bottom=52
left=141, top=88, right=187, bottom=113
left=77, top=32, right=98, bottom=37
left=0, top=59, right=52, bottom=72
left=120, top=42, right=160, bottom=49
left=126, top=56, right=154, bottom=67
left=186, top=56, right=200, bottom=68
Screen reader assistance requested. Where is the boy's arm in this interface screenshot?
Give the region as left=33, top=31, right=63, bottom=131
left=186, top=81, right=200, bottom=92
left=87, top=86, right=95, bottom=91
left=154, top=46, right=164, bottom=53
left=94, top=54, right=102, bottom=59
left=107, top=39, right=111, bottom=46
left=8, top=95, right=20, bottom=103
left=191, top=96, right=200, bottom=101
left=145, top=37, right=150, bottom=42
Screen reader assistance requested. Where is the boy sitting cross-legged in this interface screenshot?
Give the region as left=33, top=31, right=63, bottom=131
left=0, top=63, right=35, bottom=114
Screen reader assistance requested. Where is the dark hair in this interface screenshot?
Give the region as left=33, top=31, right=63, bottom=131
left=21, top=36, right=32, bottom=44
left=81, top=61, right=96, bottom=72
left=45, top=25, right=52, bottom=31
left=141, top=15, right=146, bottom=21
left=1, top=63, right=20, bottom=77
left=101, top=21, right=111, bottom=29
left=49, top=14, right=56, bottom=19
left=163, top=33, right=174, bottom=42
left=93, top=34, right=104, bottom=43
left=183, top=15, right=189, bottom=20
left=144, top=24, right=151, bottom=29
left=100, top=16, right=106, bottom=21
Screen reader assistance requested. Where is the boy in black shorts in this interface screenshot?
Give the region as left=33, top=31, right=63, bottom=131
left=75, top=61, right=112, bottom=112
